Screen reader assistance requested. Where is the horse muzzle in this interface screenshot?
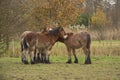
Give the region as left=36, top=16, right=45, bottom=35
left=48, top=28, right=53, bottom=31
left=63, top=35, right=68, bottom=39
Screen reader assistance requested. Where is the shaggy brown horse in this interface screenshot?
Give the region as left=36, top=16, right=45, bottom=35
left=20, top=25, right=53, bottom=64
left=20, top=26, right=53, bottom=52
left=21, top=26, right=67, bottom=64
left=58, top=31, right=91, bottom=64
left=20, top=31, right=33, bottom=52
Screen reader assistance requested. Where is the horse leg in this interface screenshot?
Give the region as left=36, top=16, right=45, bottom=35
left=72, top=49, right=78, bottom=63
left=33, top=48, right=38, bottom=63
left=22, top=49, right=29, bottom=64
left=66, top=47, right=72, bottom=64
left=40, top=53, right=44, bottom=63
left=30, top=49, right=35, bottom=64
left=45, top=50, right=50, bottom=64
left=43, top=54, right=46, bottom=63
left=34, top=49, right=41, bottom=63
left=36, top=50, right=42, bottom=63
left=37, top=52, right=41, bottom=63
left=40, top=50, right=46, bottom=63
left=39, top=50, right=46, bottom=63
left=83, top=47, right=91, bottom=64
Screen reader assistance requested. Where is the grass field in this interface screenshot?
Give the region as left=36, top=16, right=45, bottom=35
left=0, top=40, right=120, bottom=80
left=0, top=56, right=120, bottom=80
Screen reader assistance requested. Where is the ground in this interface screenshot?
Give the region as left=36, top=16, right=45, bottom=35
left=0, top=56, right=120, bottom=80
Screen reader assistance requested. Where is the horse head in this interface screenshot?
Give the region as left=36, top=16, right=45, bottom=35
left=57, top=32, right=73, bottom=42
left=49, top=26, right=68, bottom=39
left=41, top=25, right=53, bottom=33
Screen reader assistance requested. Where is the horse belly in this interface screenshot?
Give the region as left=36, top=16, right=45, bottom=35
left=36, top=41, right=50, bottom=49
left=71, top=35, right=83, bottom=49
left=71, top=44, right=82, bottom=49
left=67, top=41, right=82, bottom=49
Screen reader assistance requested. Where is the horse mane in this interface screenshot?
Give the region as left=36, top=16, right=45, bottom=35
left=49, top=27, right=61, bottom=36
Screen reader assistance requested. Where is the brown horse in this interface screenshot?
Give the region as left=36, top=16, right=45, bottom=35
left=20, top=26, right=53, bottom=64
left=20, top=31, right=33, bottom=52
left=21, top=26, right=67, bottom=64
left=20, top=26, right=53, bottom=52
left=58, top=31, right=91, bottom=64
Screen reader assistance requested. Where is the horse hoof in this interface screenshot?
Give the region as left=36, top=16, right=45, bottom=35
left=31, top=61, right=35, bottom=64
left=66, top=59, right=72, bottom=64
left=47, top=61, right=51, bottom=64
left=74, top=60, right=78, bottom=63
left=85, top=61, right=91, bottom=64
left=66, top=62, right=71, bottom=64
left=38, top=60, right=41, bottom=63
left=45, top=61, right=51, bottom=64
left=66, top=60, right=72, bottom=64
left=34, top=60, right=38, bottom=63
left=46, top=62, right=51, bottom=64
left=23, top=61, right=29, bottom=64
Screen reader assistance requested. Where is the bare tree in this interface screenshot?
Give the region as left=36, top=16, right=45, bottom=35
left=0, top=0, right=29, bottom=54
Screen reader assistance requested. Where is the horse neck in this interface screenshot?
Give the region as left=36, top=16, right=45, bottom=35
left=57, top=35, right=72, bottom=45
left=47, top=34, right=59, bottom=44
left=57, top=38, right=65, bottom=43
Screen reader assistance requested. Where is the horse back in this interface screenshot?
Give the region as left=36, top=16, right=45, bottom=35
left=24, top=32, right=37, bottom=48
left=64, top=33, right=81, bottom=48
left=20, top=31, right=33, bottom=41
left=36, top=33, right=55, bottom=49
left=64, top=31, right=91, bottom=49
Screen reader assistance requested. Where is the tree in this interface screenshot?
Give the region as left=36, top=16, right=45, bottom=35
left=91, top=8, right=110, bottom=29
left=0, top=0, right=29, bottom=54
left=112, top=0, right=120, bottom=28
left=31, top=0, right=84, bottom=27
left=75, top=13, right=91, bottom=28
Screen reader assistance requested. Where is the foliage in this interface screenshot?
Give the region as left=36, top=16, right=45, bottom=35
left=0, top=0, right=119, bottom=53
left=0, top=34, right=6, bottom=54
left=31, top=0, right=84, bottom=27
left=91, top=8, right=110, bottom=29
left=90, top=8, right=112, bottom=40
left=0, top=0, right=30, bottom=53
left=75, top=13, right=91, bottom=27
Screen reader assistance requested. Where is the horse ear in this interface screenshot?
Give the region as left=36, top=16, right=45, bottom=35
left=59, top=26, right=64, bottom=31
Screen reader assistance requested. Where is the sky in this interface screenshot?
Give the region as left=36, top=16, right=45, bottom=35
left=103, top=0, right=116, bottom=5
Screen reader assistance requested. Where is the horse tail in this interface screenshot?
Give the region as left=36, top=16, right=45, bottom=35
left=21, top=42, right=23, bottom=52
left=86, top=34, right=91, bottom=49
left=23, top=38, right=28, bottom=50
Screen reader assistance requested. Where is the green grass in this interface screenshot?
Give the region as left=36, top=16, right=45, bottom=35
left=0, top=56, right=120, bottom=80
left=0, top=40, right=119, bottom=80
